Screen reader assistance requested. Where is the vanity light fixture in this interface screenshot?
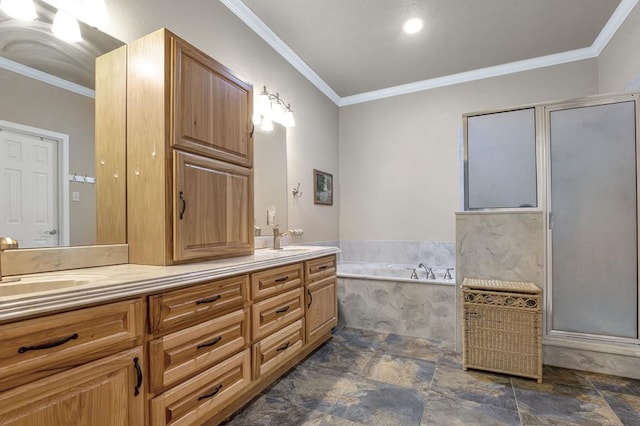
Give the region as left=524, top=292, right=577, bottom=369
left=253, top=86, right=295, bottom=130
left=0, top=0, right=37, bottom=21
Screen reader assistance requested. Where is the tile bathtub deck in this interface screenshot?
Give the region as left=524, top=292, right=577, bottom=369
left=223, top=327, right=640, bottom=425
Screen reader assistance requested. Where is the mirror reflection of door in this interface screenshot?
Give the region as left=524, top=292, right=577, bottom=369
left=0, top=121, right=64, bottom=247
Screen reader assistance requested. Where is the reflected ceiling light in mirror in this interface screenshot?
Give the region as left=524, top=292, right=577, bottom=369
left=52, top=9, right=82, bottom=42
left=253, top=86, right=295, bottom=130
left=402, top=17, right=423, bottom=34
left=0, top=0, right=37, bottom=20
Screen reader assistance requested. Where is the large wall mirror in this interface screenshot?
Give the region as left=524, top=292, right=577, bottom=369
left=0, top=0, right=290, bottom=248
left=254, top=124, right=287, bottom=236
left=0, top=0, right=122, bottom=248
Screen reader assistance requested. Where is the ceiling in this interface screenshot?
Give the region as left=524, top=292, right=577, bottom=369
left=0, top=0, right=122, bottom=90
left=226, top=0, right=636, bottom=105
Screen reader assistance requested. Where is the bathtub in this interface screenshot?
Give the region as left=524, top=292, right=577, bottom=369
left=337, top=262, right=455, bottom=285
left=336, top=261, right=456, bottom=344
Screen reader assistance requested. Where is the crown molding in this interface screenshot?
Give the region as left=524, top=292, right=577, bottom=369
left=592, top=0, right=638, bottom=55
left=339, top=47, right=597, bottom=106
left=223, top=0, right=638, bottom=107
left=219, top=0, right=340, bottom=105
left=0, top=56, right=95, bottom=98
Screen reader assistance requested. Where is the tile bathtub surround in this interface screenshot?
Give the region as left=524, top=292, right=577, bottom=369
left=339, top=240, right=455, bottom=268
left=223, top=327, right=638, bottom=425
left=337, top=277, right=456, bottom=343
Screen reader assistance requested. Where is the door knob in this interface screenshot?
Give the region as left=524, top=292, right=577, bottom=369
left=47, top=229, right=57, bottom=235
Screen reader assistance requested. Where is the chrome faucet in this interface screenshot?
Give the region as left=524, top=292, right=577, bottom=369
left=418, top=262, right=435, bottom=280
left=0, top=237, right=20, bottom=283
left=406, top=268, right=419, bottom=279
left=444, top=268, right=454, bottom=280
left=272, top=225, right=291, bottom=250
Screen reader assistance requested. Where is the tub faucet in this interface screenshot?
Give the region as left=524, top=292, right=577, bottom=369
left=444, top=268, right=454, bottom=280
left=0, top=237, right=19, bottom=283
left=272, top=225, right=291, bottom=250
left=418, top=262, right=435, bottom=280
left=406, top=268, right=419, bottom=279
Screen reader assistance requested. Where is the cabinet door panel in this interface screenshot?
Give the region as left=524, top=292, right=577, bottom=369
left=0, top=299, right=143, bottom=392
left=306, top=277, right=338, bottom=343
left=173, top=150, right=253, bottom=262
left=0, top=348, right=144, bottom=426
left=173, top=38, right=253, bottom=167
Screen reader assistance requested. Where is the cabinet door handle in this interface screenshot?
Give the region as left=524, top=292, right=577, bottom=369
left=276, top=341, right=291, bottom=352
left=250, top=123, right=255, bottom=138
left=197, top=336, right=222, bottom=349
left=275, top=276, right=289, bottom=283
left=18, top=333, right=79, bottom=353
left=275, top=305, right=290, bottom=314
left=307, top=289, right=313, bottom=308
left=198, top=384, right=223, bottom=401
left=179, top=191, right=186, bottom=220
left=134, top=357, right=143, bottom=396
left=196, top=294, right=221, bottom=305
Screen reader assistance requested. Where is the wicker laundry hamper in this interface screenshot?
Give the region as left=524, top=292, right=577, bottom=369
left=461, top=278, right=542, bottom=383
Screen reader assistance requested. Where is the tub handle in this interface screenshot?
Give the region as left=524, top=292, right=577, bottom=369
left=307, top=289, right=313, bottom=308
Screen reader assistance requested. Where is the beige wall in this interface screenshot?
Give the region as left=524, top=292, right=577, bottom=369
left=104, top=0, right=340, bottom=243
left=0, top=68, right=95, bottom=246
left=598, top=3, right=640, bottom=93
left=339, top=59, right=599, bottom=241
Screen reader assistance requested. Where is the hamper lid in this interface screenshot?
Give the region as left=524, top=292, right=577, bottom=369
left=462, top=278, right=541, bottom=294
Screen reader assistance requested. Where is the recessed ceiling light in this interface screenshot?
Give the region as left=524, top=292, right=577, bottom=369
left=403, top=17, right=423, bottom=34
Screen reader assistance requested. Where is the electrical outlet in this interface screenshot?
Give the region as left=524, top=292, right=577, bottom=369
left=72, top=192, right=80, bottom=202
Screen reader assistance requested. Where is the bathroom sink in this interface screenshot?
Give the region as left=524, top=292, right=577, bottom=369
left=270, top=246, right=314, bottom=253
left=0, top=275, right=105, bottom=297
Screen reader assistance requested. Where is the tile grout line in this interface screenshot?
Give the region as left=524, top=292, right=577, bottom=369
left=586, top=375, right=624, bottom=425
left=510, top=377, right=525, bottom=426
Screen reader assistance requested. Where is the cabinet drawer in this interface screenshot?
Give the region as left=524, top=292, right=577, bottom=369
left=149, top=308, right=249, bottom=391
left=149, top=275, right=249, bottom=333
left=150, top=349, right=251, bottom=426
left=0, top=299, right=143, bottom=391
left=251, top=263, right=303, bottom=300
left=252, top=319, right=304, bottom=380
left=305, top=255, right=337, bottom=283
left=252, top=288, right=304, bottom=341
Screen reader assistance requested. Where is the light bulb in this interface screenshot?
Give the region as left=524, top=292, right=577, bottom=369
left=1, top=0, right=37, bottom=21
left=282, top=110, right=295, bottom=128
left=403, top=18, right=423, bottom=34
left=260, top=117, right=273, bottom=132
left=257, top=93, right=270, bottom=116
left=270, top=102, right=284, bottom=124
left=52, top=10, right=83, bottom=42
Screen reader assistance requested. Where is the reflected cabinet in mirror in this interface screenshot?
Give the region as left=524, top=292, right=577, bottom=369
left=253, top=124, right=287, bottom=236
left=0, top=0, right=122, bottom=248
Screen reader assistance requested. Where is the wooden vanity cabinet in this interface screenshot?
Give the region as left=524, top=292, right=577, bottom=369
left=306, top=275, right=338, bottom=343
left=0, top=300, right=145, bottom=426
left=114, top=28, right=254, bottom=266
left=304, top=256, right=338, bottom=343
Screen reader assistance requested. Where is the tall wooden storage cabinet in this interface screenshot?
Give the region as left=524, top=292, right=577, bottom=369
left=123, top=28, right=254, bottom=265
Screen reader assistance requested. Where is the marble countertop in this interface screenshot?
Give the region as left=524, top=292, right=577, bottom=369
left=0, top=245, right=340, bottom=323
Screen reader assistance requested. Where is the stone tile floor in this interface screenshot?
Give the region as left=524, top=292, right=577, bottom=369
left=223, top=327, right=640, bottom=425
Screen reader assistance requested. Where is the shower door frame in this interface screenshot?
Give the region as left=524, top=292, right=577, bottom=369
left=543, top=93, right=640, bottom=349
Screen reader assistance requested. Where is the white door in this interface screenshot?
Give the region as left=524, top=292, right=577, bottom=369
left=0, top=128, right=59, bottom=247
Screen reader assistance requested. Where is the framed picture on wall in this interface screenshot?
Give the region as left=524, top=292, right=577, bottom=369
left=313, top=169, right=333, bottom=205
